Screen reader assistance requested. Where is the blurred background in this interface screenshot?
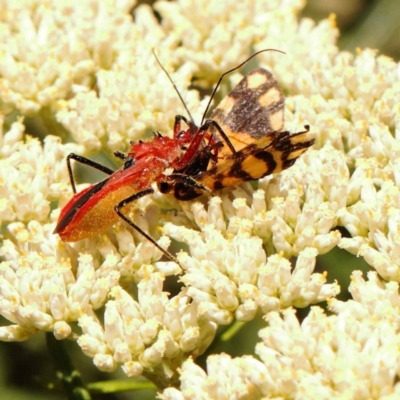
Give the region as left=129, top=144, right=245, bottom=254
left=1, top=0, right=400, bottom=399
left=302, top=0, right=400, bottom=59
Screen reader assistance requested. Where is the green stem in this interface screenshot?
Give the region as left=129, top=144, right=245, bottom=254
left=88, top=380, right=156, bottom=393
left=220, top=321, right=246, bottom=341
left=46, top=333, right=91, bottom=400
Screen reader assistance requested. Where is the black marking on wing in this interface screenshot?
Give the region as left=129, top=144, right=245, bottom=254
left=210, top=68, right=284, bottom=139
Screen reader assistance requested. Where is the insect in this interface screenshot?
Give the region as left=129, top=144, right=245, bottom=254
left=158, top=66, right=314, bottom=200
left=53, top=130, right=216, bottom=263
left=54, top=49, right=314, bottom=263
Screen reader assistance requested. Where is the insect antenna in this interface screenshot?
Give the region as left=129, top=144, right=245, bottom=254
left=153, top=49, right=195, bottom=124
left=200, top=48, right=285, bottom=125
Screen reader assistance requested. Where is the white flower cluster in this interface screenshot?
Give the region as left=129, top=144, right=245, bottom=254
left=154, top=0, right=305, bottom=82
left=0, top=118, right=80, bottom=225
left=163, top=185, right=340, bottom=323
left=163, top=271, right=400, bottom=399
left=0, top=0, right=136, bottom=116
left=0, top=224, right=119, bottom=341
left=0, top=0, right=400, bottom=395
left=54, top=3, right=203, bottom=153
left=77, top=270, right=216, bottom=377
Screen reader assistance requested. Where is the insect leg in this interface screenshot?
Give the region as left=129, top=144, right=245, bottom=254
left=114, top=151, right=127, bottom=160
left=66, top=153, right=115, bottom=194
left=175, top=118, right=236, bottom=171
left=115, top=188, right=179, bottom=264
left=201, top=120, right=237, bottom=155
left=173, top=119, right=222, bottom=172
left=159, top=172, right=213, bottom=201
left=168, top=173, right=212, bottom=194
left=174, top=115, right=192, bottom=138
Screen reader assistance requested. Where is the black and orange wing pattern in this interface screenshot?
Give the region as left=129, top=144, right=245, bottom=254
left=160, top=66, right=314, bottom=201
left=209, top=68, right=286, bottom=158
left=198, top=127, right=313, bottom=191
left=183, top=68, right=314, bottom=196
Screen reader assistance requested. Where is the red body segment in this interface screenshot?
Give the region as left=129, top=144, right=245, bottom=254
left=54, top=134, right=199, bottom=242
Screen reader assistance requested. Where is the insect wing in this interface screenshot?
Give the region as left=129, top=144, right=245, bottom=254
left=198, top=127, right=314, bottom=191
left=165, top=68, right=313, bottom=200
left=209, top=68, right=285, bottom=158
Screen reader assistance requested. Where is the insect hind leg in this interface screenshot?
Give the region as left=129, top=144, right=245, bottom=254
left=115, top=188, right=180, bottom=264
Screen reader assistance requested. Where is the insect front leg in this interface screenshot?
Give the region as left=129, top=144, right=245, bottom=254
left=174, top=115, right=192, bottom=138
left=66, top=153, right=115, bottom=194
left=173, top=121, right=220, bottom=172
left=206, top=139, right=225, bottom=166
left=174, top=119, right=233, bottom=172
left=115, top=188, right=179, bottom=264
left=200, top=120, right=237, bottom=155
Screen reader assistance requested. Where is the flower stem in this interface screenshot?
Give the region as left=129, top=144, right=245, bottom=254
left=46, top=333, right=91, bottom=400
left=220, top=321, right=246, bottom=341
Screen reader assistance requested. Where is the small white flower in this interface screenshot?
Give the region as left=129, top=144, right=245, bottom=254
left=93, top=353, right=117, bottom=373
left=121, top=361, right=143, bottom=378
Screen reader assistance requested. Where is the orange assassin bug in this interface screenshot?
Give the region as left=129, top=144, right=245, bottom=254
left=54, top=49, right=313, bottom=263
left=54, top=117, right=219, bottom=263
